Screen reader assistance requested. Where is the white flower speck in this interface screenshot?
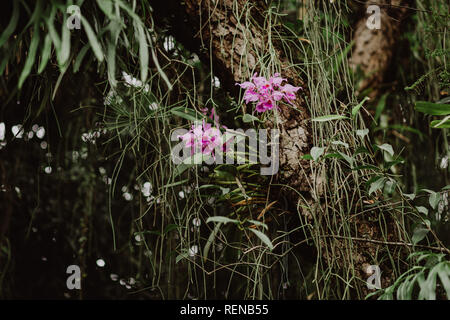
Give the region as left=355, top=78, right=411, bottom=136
left=11, top=125, right=24, bottom=138
left=163, top=36, right=175, bottom=51
left=123, top=192, right=133, bottom=201
left=0, top=122, right=5, bottom=141
left=189, top=245, right=199, bottom=257
left=440, top=156, right=448, bottom=169
left=96, top=259, right=106, bottom=267
left=192, top=218, right=201, bottom=227
left=141, top=182, right=152, bottom=197
left=212, top=76, right=220, bottom=88
left=36, top=127, right=45, bottom=139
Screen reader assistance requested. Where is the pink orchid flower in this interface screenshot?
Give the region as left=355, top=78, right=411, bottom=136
left=178, top=108, right=231, bottom=158
left=236, top=73, right=302, bottom=113
left=280, top=84, right=302, bottom=103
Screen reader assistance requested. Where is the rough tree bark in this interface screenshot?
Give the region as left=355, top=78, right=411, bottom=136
left=350, top=0, right=411, bottom=97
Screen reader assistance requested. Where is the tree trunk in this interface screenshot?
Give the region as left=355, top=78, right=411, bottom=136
left=350, top=0, right=410, bottom=97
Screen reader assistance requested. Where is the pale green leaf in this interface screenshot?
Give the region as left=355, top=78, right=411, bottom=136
left=242, top=114, right=260, bottom=123
left=81, top=16, right=104, bottom=62
left=412, top=227, right=429, bottom=245
left=351, top=96, right=370, bottom=117
left=310, top=146, right=325, bottom=161
left=249, top=228, right=274, bottom=250
left=18, top=27, right=40, bottom=89
left=311, top=114, right=348, bottom=122
left=206, top=216, right=239, bottom=224
left=369, top=177, right=386, bottom=195
left=378, top=144, right=394, bottom=157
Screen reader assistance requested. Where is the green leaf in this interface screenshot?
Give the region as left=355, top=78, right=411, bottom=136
left=162, top=179, right=189, bottom=188
left=356, top=128, right=369, bottom=138
left=96, top=0, right=114, bottom=18
left=423, top=267, right=438, bottom=299
left=247, top=220, right=268, bottom=230
left=249, top=228, right=274, bottom=250
left=369, top=177, right=386, bottom=195
left=323, top=153, right=343, bottom=159
left=415, top=206, right=428, bottom=215
left=46, top=7, right=61, bottom=53
left=163, top=224, right=179, bottom=234
left=383, top=179, right=396, bottom=194
left=206, top=216, right=239, bottom=224
left=417, top=272, right=428, bottom=300
left=352, top=96, right=370, bottom=118
left=175, top=251, right=189, bottom=264
left=203, top=222, right=222, bottom=262
left=377, top=143, right=394, bottom=157
left=354, top=146, right=370, bottom=155
left=0, top=53, right=9, bottom=76
left=337, top=151, right=354, bottom=167
left=431, top=115, right=450, bottom=129
left=38, top=34, right=52, bottom=74
left=73, top=44, right=90, bottom=73
left=58, top=14, right=71, bottom=67
left=428, top=192, right=440, bottom=210
left=136, top=22, right=148, bottom=82
left=415, top=101, right=450, bottom=116
left=242, top=114, right=260, bottom=123
left=397, top=274, right=415, bottom=300
left=351, top=165, right=380, bottom=171
left=436, top=262, right=450, bottom=299
left=374, top=93, right=388, bottom=124
left=0, top=0, right=19, bottom=47
left=107, top=41, right=117, bottom=86
left=213, top=169, right=235, bottom=181
left=18, top=27, right=40, bottom=89
left=384, top=160, right=404, bottom=170
left=81, top=16, right=104, bottom=62
left=403, top=193, right=415, bottom=200
left=331, top=141, right=349, bottom=148
left=310, top=146, right=325, bottom=161
left=311, top=114, right=348, bottom=122
left=150, top=44, right=173, bottom=91
left=412, top=227, right=429, bottom=245
left=170, top=108, right=202, bottom=122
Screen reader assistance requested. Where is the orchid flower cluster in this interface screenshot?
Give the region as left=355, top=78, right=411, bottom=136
left=178, top=108, right=230, bottom=158
left=177, top=73, right=300, bottom=158
left=236, top=73, right=302, bottom=112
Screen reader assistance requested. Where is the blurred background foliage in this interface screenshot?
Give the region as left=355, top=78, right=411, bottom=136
left=0, top=0, right=449, bottom=299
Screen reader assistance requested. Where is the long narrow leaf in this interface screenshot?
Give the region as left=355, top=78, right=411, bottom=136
left=18, top=27, right=40, bottom=89
left=0, top=0, right=20, bottom=47
left=81, top=16, right=104, bottom=62
left=38, top=34, right=52, bottom=74
left=249, top=228, right=274, bottom=250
